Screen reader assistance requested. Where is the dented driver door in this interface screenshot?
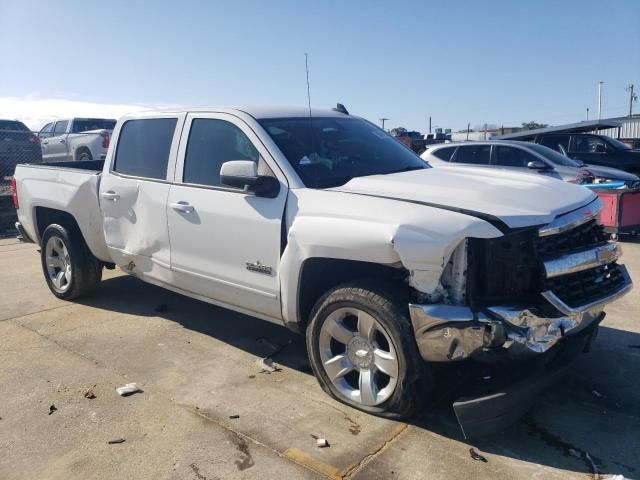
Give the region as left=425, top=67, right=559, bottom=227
left=100, top=115, right=185, bottom=283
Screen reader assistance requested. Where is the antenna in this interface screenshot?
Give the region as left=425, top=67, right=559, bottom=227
left=305, top=53, right=312, bottom=117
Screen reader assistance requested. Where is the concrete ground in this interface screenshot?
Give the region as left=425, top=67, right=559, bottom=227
left=1, top=237, right=638, bottom=480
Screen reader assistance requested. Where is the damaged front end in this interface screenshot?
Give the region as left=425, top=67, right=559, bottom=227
left=408, top=198, right=633, bottom=436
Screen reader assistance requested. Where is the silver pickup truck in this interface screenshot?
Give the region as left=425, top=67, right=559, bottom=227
left=13, top=106, right=633, bottom=436
left=38, top=117, right=116, bottom=162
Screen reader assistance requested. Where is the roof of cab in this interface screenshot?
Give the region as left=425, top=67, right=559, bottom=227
left=123, top=106, right=351, bottom=120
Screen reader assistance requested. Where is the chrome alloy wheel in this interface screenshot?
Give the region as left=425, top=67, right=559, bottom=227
left=45, top=236, right=72, bottom=293
left=318, top=307, right=399, bottom=406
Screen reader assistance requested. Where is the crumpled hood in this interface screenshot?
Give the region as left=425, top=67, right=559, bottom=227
left=332, top=166, right=596, bottom=229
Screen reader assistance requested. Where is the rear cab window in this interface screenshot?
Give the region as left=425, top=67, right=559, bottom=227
left=113, top=118, right=178, bottom=180
left=72, top=118, right=117, bottom=133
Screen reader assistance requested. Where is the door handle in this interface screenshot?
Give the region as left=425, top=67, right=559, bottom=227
left=170, top=201, right=194, bottom=213
left=101, top=191, right=120, bottom=201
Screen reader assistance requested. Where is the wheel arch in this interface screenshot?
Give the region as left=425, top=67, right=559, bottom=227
left=290, top=257, right=409, bottom=333
left=75, top=146, right=92, bottom=161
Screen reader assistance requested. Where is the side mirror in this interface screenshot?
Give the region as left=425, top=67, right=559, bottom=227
left=527, top=160, right=549, bottom=170
left=220, top=160, right=280, bottom=198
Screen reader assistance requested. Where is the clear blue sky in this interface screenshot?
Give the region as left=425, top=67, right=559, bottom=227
left=1, top=0, right=638, bottom=131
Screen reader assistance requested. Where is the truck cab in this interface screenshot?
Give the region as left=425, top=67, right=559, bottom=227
left=535, top=133, right=640, bottom=174
left=13, top=107, right=633, bottom=437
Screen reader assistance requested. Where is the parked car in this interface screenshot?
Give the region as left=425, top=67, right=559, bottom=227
left=13, top=107, right=632, bottom=437
left=531, top=133, right=640, bottom=174
left=38, top=117, right=116, bottom=162
left=0, top=120, right=42, bottom=179
left=422, top=140, right=640, bottom=186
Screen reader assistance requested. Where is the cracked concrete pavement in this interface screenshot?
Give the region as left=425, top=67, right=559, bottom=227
left=0, top=237, right=639, bottom=479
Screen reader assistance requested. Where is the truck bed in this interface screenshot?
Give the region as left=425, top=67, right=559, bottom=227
left=14, top=160, right=112, bottom=262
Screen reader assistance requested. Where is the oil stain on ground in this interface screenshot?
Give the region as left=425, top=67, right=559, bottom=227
left=233, top=437, right=255, bottom=471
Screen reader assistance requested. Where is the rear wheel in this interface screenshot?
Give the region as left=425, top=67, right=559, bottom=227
left=77, top=149, right=92, bottom=161
left=306, top=280, right=430, bottom=419
left=40, top=224, right=102, bottom=300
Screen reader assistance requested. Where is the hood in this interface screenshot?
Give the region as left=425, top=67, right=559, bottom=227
left=331, top=166, right=596, bottom=230
left=582, top=164, right=640, bottom=182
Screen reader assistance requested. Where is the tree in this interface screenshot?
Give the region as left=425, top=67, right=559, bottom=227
left=390, top=127, right=407, bottom=137
left=521, top=121, right=549, bottom=130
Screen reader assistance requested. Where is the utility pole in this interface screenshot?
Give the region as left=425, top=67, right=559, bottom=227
left=466, top=122, right=470, bottom=141
left=627, top=84, right=637, bottom=118
left=598, top=81, right=604, bottom=121
left=379, top=118, right=389, bottom=130
left=428, top=116, right=432, bottom=134
left=586, top=108, right=589, bottom=120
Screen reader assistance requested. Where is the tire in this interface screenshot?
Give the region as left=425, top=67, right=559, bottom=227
left=40, top=223, right=102, bottom=300
left=306, top=279, right=431, bottom=419
left=76, top=149, right=92, bottom=161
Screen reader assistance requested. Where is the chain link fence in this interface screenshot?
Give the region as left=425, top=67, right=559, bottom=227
left=1, top=123, right=112, bottom=189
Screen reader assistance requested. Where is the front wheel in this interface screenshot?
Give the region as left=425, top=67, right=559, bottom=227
left=40, top=223, right=102, bottom=300
left=306, top=280, right=430, bottom=419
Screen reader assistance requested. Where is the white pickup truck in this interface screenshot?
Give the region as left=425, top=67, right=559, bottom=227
left=38, top=117, right=116, bottom=162
left=13, top=106, right=632, bottom=436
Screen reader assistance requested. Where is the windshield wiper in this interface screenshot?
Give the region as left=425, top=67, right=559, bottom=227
left=385, top=165, right=426, bottom=175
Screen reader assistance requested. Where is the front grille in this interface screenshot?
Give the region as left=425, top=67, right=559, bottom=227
left=543, top=262, right=626, bottom=308
left=535, top=219, right=607, bottom=258
left=466, top=219, right=623, bottom=311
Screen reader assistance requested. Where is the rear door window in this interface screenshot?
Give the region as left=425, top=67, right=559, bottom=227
left=494, top=146, right=541, bottom=167
left=452, top=145, right=491, bottom=165
left=113, top=118, right=177, bottom=180
left=539, top=135, right=570, bottom=153
left=53, top=121, right=69, bottom=136
left=431, top=146, right=456, bottom=161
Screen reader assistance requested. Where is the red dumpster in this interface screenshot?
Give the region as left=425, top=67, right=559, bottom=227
left=594, top=189, right=640, bottom=238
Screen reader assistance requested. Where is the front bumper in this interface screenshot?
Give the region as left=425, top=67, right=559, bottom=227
left=409, top=264, right=632, bottom=362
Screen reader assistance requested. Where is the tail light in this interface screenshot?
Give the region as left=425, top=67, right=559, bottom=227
left=29, top=133, right=40, bottom=144
left=101, top=131, right=110, bottom=149
left=10, top=178, right=18, bottom=209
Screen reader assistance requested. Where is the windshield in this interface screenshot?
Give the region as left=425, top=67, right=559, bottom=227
left=72, top=119, right=116, bottom=133
left=606, top=137, right=631, bottom=150
left=258, top=117, right=427, bottom=188
left=525, top=142, right=583, bottom=167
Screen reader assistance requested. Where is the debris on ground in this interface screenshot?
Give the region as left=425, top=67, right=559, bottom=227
left=229, top=414, right=240, bottom=419
left=469, top=447, right=488, bottom=463
left=257, top=357, right=281, bottom=374
left=255, top=337, right=293, bottom=358
left=591, top=389, right=604, bottom=398
left=83, top=385, right=97, bottom=399
left=48, top=404, right=57, bottom=415
left=107, top=438, right=126, bottom=444
left=316, top=438, right=329, bottom=448
left=116, top=383, right=143, bottom=396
